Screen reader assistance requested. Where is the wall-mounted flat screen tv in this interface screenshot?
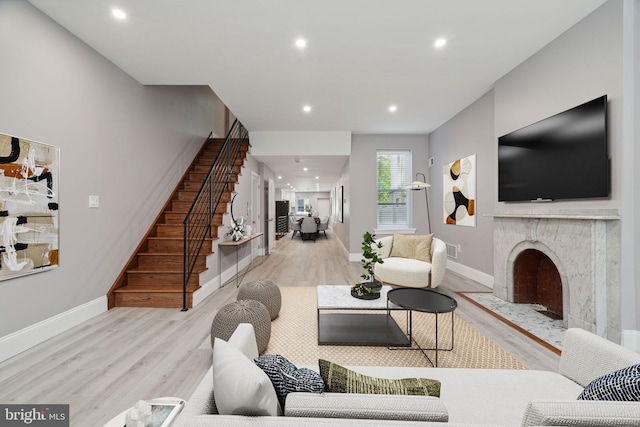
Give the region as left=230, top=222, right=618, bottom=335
left=498, top=95, right=609, bottom=202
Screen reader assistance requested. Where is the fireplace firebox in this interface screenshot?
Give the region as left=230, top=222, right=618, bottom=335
left=513, top=249, right=563, bottom=318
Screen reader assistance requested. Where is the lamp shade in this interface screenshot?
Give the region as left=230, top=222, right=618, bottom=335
left=403, top=181, right=431, bottom=190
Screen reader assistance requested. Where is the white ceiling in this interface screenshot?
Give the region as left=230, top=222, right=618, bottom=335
left=28, top=0, right=606, bottom=191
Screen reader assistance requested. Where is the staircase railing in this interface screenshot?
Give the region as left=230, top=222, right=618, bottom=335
left=182, top=119, right=248, bottom=310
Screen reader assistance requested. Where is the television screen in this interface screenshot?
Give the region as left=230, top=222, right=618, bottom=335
left=498, top=95, right=609, bottom=202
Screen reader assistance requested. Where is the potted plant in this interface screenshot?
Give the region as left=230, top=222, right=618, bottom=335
left=351, top=231, right=384, bottom=299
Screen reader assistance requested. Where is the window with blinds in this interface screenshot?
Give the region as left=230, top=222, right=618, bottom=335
left=377, top=149, right=412, bottom=228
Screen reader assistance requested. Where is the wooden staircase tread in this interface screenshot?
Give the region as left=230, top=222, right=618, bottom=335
left=137, top=252, right=207, bottom=256
left=127, top=268, right=205, bottom=273
left=146, top=236, right=213, bottom=241
left=114, top=287, right=200, bottom=293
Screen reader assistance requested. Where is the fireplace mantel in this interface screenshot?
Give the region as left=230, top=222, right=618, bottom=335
left=488, top=209, right=619, bottom=221
left=492, top=209, right=620, bottom=341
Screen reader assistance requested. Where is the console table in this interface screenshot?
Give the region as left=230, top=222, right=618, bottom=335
left=219, top=233, right=263, bottom=288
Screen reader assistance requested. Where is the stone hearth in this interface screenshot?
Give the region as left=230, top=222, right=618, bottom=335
left=492, top=209, right=620, bottom=341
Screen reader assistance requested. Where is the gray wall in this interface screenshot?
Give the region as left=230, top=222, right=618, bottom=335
left=349, top=134, right=430, bottom=255
left=428, top=92, right=496, bottom=275
left=492, top=0, right=633, bottom=330
left=0, top=1, right=226, bottom=337
left=494, top=0, right=623, bottom=211
left=428, top=1, right=640, bottom=332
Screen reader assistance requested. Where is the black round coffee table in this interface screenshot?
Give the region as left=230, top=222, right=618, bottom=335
left=386, top=288, right=457, bottom=367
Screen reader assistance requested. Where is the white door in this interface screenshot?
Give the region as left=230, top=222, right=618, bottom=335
left=317, top=198, right=330, bottom=222
left=251, top=172, right=261, bottom=256
left=268, top=178, right=275, bottom=252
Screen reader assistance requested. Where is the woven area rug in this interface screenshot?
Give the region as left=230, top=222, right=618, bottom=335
left=265, top=287, right=526, bottom=369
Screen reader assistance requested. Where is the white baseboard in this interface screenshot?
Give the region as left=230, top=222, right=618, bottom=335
left=621, top=329, right=640, bottom=351
left=446, top=259, right=494, bottom=289
left=0, top=296, right=107, bottom=363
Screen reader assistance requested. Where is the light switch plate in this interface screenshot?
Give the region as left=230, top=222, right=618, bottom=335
left=89, top=195, right=99, bottom=208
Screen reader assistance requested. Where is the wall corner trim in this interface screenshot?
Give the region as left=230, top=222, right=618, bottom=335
left=0, top=296, right=108, bottom=363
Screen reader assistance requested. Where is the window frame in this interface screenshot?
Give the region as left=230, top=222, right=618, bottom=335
left=375, top=149, right=413, bottom=231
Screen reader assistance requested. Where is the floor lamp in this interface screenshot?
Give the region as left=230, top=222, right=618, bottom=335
left=404, top=172, right=431, bottom=234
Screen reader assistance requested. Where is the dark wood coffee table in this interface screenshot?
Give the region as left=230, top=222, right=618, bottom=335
left=387, top=288, right=457, bottom=367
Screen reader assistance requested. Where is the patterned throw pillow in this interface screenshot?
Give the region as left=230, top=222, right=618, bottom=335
left=578, top=363, right=640, bottom=401
left=318, top=359, right=441, bottom=397
left=254, top=354, right=325, bottom=407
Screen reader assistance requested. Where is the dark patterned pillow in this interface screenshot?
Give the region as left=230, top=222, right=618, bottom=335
left=578, top=363, right=640, bottom=401
left=254, top=354, right=324, bottom=407
left=318, top=359, right=441, bottom=397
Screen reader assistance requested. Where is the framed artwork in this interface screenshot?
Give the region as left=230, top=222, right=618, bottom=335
left=338, top=185, right=344, bottom=223
left=330, top=186, right=336, bottom=218
left=443, top=154, right=476, bottom=227
left=0, top=133, right=59, bottom=281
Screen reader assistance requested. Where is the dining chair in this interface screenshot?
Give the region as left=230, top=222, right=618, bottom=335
left=300, top=217, right=318, bottom=242
left=317, top=216, right=329, bottom=239
left=289, top=216, right=301, bottom=239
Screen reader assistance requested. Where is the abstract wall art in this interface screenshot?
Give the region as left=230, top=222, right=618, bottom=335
left=0, top=133, right=59, bottom=281
left=443, top=154, right=476, bottom=227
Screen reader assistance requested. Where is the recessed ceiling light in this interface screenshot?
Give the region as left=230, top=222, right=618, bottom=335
left=278, top=175, right=282, bottom=179
left=303, top=105, right=311, bottom=113
left=435, top=38, right=447, bottom=48
left=303, top=167, right=308, bottom=172
left=389, top=105, right=397, bottom=112
left=112, top=8, right=127, bottom=20
left=295, top=38, right=307, bottom=49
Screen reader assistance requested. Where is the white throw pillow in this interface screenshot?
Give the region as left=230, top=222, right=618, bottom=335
left=212, top=338, right=280, bottom=416
left=227, top=322, right=259, bottom=360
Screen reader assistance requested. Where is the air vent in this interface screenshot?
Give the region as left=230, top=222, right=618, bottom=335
left=446, top=243, right=458, bottom=259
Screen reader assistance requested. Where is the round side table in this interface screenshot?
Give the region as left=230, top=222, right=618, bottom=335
left=386, top=288, right=457, bottom=367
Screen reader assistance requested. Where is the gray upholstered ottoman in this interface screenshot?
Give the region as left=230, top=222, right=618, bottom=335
left=237, top=279, right=281, bottom=320
left=210, top=299, right=271, bottom=353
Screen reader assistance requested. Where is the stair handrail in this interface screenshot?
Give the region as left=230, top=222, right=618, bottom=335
left=182, top=119, right=248, bottom=310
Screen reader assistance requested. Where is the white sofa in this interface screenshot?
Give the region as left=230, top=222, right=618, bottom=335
left=374, top=235, right=447, bottom=289
left=174, top=325, right=640, bottom=426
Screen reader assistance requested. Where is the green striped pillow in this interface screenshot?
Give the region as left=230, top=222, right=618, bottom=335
left=319, top=359, right=441, bottom=397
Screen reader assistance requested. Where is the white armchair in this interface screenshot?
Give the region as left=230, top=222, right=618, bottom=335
left=373, top=234, right=447, bottom=288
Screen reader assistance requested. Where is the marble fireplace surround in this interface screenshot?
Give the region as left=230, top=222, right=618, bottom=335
left=492, top=209, right=621, bottom=342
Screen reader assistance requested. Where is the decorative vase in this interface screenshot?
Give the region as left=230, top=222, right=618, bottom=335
left=362, top=278, right=382, bottom=294
left=232, top=231, right=243, bottom=241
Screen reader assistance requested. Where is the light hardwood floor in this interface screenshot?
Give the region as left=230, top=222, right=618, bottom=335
left=0, top=229, right=559, bottom=426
